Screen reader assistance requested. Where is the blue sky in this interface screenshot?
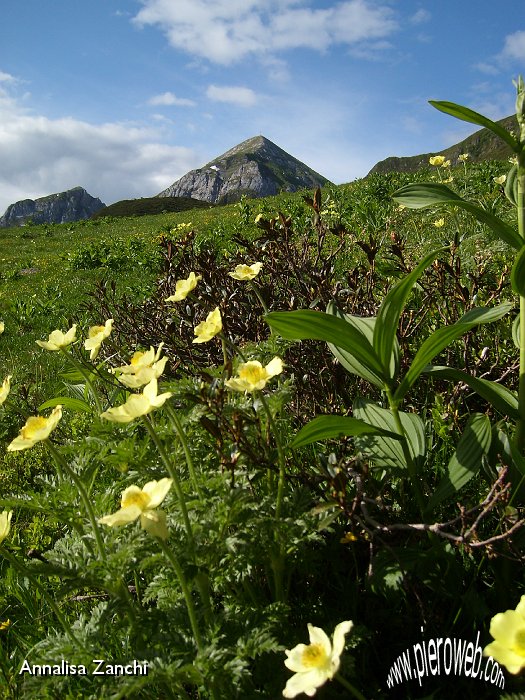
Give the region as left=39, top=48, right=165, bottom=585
left=0, top=0, right=524, bottom=213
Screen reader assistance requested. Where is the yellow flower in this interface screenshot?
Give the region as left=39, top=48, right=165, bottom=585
left=225, top=357, right=283, bottom=392
left=165, top=272, right=201, bottom=302
left=0, top=321, right=4, bottom=334
left=0, top=510, right=12, bottom=544
left=100, top=377, right=172, bottom=423
left=193, top=307, right=222, bottom=343
left=255, top=213, right=264, bottom=223
left=0, top=619, right=11, bottom=631
left=36, top=324, right=77, bottom=351
left=396, top=204, right=406, bottom=211
left=458, top=153, right=469, bottom=162
left=433, top=218, right=445, bottom=227
left=283, top=621, right=353, bottom=698
left=113, top=344, right=168, bottom=389
left=443, top=176, right=453, bottom=183
left=494, top=174, right=506, bottom=185
left=98, top=478, right=172, bottom=540
left=429, top=155, right=445, bottom=166
left=441, top=159, right=451, bottom=168
left=483, top=596, right=525, bottom=674
left=340, top=532, right=358, bottom=544
left=84, top=319, right=113, bottom=360
left=7, top=406, right=62, bottom=451
left=0, top=375, right=11, bottom=406
left=229, top=262, right=263, bottom=280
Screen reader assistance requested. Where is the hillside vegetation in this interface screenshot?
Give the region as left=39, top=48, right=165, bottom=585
left=0, top=147, right=524, bottom=699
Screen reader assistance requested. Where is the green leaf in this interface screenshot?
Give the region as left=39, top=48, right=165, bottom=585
left=429, top=101, right=520, bottom=152
left=373, top=248, right=446, bottom=379
left=291, top=414, right=402, bottom=448
left=38, top=396, right=92, bottom=413
left=393, top=183, right=523, bottom=251
left=424, top=365, right=519, bottom=419
left=511, top=245, right=525, bottom=296
left=353, top=398, right=426, bottom=471
left=326, top=303, right=397, bottom=388
left=513, top=313, right=520, bottom=349
left=395, top=303, right=512, bottom=402
left=505, top=164, right=519, bottom=206
left=265, top=309, right=385, bottom=380
left=427, top=413, right=491, bottom=512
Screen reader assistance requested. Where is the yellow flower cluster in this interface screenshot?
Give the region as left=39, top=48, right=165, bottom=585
left=112, top=344, right=167, bottom=389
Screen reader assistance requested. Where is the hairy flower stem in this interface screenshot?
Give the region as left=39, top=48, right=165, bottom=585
left=156, top=538, right=204, bottom=652
left=334, top=672, right=367, bottom=700
left=45, top=440, right=107, bottom=562
left=257, top=391, right=287, bottom=602
left=515, top=147, right=525, bottom=453
left=166, top=404, right=203, bottom=500
left=142, top=416, right=213, bottom=626
left=385, top=388, right=425, bottom=517
left=62, top=349, right=103, bottom=414
left=142, top=416, right=194, bottom=545
left=0, top=546, right=83, bottom=650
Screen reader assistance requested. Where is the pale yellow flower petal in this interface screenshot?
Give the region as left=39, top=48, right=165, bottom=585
left=84, top=319, right=113, bottom=360
left=429, top=155, right=445, bottom=166
left=0, top=375, right=11, bottom=406
left=141, top=478, right=172, bottom=509
left=140, top=509, right=168, bottom=539
left=229, top=262, right=263, bottom=280
left=0, top=510, right=13, bottom=544
left=265, top=357, right=284, bottom=378
left=0, top=321, right=4, bottom=334
left=165, top=272, right=201, bottom=302
left=283, top=668, right=327, bottom=697
left=36, top=324, right=77, bottom=351
left=98, top=504, right=142, bottom=527
left=331, top=621, right=353, bottom=660
left=193, top=307, right=222, bottom=343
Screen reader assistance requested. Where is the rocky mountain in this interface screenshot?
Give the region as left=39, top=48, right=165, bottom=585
left=0, top=187, right=105, bottom=227
left=368, top=115, right=517, bottom=175
left=158, top=135, right=330, bottom=204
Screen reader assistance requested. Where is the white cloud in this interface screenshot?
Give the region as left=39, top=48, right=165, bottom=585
left=148, top=91, right=196, bottom=107
left=206, top=84, right=257, bottom=107
left=133, top=0, right=397, bottom=65
left=409, top=9, right=430, bottom=25
left=501, top=30, right=525, bottom=61
left=0, top=84, right=200, bottom=213
left=0, top=71, right=16, bottom=83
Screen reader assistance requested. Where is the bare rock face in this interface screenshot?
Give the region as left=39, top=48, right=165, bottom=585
left=0, top=187, right=105, bottom=227
left=158, top=135, right=330, bottom=204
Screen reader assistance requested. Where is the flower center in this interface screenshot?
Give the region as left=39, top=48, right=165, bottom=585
left=122, top=491, right=151, bottom=511
left=513, top=628, right=525, bottom=654
left=240, top=364, right=265, bottom=384
left=301, top=643, right=329, bottom=669
left=22, top=416, right=47, bottom=437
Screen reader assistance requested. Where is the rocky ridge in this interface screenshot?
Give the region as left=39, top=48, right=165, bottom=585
left=157, top=135, right=330, bottom=204
left=0, top=187, right=105, bottom=228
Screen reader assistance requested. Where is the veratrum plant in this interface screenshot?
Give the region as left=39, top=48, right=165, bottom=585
left=266, top=77, right=525, bottom=522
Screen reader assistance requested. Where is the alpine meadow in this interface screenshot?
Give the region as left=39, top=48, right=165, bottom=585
left=2, top=79, right=525, bottom=700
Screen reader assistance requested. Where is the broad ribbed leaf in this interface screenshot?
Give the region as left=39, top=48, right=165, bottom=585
left=291, top=415, right=401, bottom=448
left=394, top=303, right=512, bottom=402
left=424, top=365, right=519, bottom=419
left=511, top=245, right=525, bottom=296
left=393, top=183, right=523, bottom=250
left=427, top=413, right=491, bottom=512
left=353, top=398, right=426, bottom=471
left=38, top=396, right=91, bottom=413
left=326, top=303, right=396, bottom=388
left=429, top=101, right=520, bottom=152
left=374, top=248, right=446, bottom=379
left=265, top=309, right=385, bottom=379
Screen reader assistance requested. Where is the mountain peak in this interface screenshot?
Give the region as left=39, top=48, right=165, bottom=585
left=158, top=136, right=330, bottom=204
left=0, top=187, right=105, bottom=227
